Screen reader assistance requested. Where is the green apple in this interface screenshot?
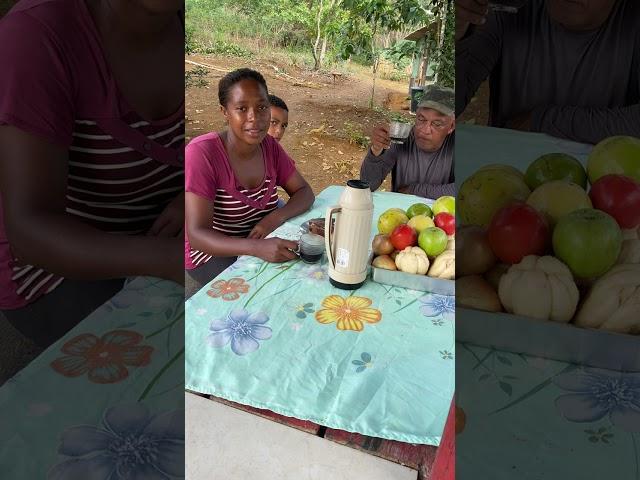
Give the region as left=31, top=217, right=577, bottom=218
left=588, top=136, right=640, bottom=184
left=378, top=208, right=409, bottom=234
left=552, top=208, right=622, bottom=279
left=418, top=227, right=448, bottom=257
left=526, top=180, right=592, bottom=227
left=458, top=169, right=531, bottom=226
left=406, top=203, right=433, bottom=219
left=478, top=164, right=525, bottom=181
left=525, top=153, right=588, bottom=190
left=432, top=196, right=455, bottom=216
left=407, top=214, right=435, bottom=233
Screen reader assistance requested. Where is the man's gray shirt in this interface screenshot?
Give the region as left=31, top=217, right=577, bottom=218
left=360, top=130, right=455, bottom=199
left=456, top=0, right=640, bottom=144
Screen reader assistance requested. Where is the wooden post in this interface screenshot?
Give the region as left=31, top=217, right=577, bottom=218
left=430, top=397, right=455, bottom=480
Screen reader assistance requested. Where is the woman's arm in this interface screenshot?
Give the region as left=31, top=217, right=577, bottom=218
left=185, top=192, right=298, bottom=262
left=248, top=170, right=314, bottom=239
left=0, top=126, right=183, bottom=284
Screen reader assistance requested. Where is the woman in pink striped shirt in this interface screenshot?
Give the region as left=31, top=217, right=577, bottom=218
left=0, top=0, right=184, bottom=347
left=185, top=69, right=315, bottom=297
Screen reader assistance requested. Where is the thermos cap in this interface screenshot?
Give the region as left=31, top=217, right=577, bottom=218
left=347, top=179, right=370, bottom=190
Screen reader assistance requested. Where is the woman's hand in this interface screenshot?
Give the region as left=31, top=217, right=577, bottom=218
left=147, top=192, right=184, bottom=237
left=256, top=237, right=299, bottom=262
left=248, top=209, right=285, bottom=239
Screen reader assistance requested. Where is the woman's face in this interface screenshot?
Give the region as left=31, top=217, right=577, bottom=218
left=221, top=79, right=271, bottom=146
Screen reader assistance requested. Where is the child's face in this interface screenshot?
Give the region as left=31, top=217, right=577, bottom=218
left=268, top=107, right=289, bottom=142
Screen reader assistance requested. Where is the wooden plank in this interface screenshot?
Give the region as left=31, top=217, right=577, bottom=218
left=324, top=428, right=434, bottom=471
left=208, top=395, right=321, bottom=435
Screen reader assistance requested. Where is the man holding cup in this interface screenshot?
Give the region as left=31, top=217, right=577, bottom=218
left=359, top=85, right=456, bottom=198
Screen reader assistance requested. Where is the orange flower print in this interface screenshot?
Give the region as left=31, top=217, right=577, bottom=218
left=315, top=295, right=382, bottom=332
left=50, top=330, right=153, bottom=384
left=207, top=278, right=250, bottom=301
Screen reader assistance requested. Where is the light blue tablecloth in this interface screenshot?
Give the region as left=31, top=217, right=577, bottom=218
left=456, top=125, right=638, bottom=478
left=0, top=277, right=184, bottom=478
left=185, top=186, right=455, bottom=445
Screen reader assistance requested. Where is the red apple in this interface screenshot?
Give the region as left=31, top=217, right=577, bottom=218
left=488, top=203, right=550, bottom=264
left=589, top=174, right=640, bottom=229
left=389, top=224, right=418, bottom=251
left=434, top=212, right=456, bottom=235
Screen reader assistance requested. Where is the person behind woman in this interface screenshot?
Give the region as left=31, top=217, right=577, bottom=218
left=267, top=94, right=289, bottom=142
left=0, top=0, right=185, bottom=348
left=185, top=69, right=314, bottom=297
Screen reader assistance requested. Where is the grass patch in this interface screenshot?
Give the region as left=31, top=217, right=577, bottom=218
left=343, top=122, right=370, bottom=149
left=185, top=66, right=209, bottom=88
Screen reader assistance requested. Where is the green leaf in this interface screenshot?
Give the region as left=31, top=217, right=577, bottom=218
left=116, top=322, right=137, bottom=329
left=499, top=381, right=512, bottom=396
left=497, top=355, right=512, bottom=366
left=490, top=364, right=578, bottom=415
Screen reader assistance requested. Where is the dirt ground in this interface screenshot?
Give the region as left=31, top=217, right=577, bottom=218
left=185, top=54, right=419, bottom=195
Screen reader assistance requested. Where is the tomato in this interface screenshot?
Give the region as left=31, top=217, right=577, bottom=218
left=589, top=174, right=640, bottom=229
left=487, top=203, right=550, bottom=264
left=434, top=212, right=456, bottom=235
left=389, top=224, right=417, bottom=251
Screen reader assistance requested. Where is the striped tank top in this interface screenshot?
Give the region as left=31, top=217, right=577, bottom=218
left=185, top=132, right=296, bottom=269
left=4, top=113, right=185, bottom=305
left=0, top=0, right=185, bottom=308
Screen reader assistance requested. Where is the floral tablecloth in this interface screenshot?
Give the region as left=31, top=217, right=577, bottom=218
left=457, top=342, right=640, bottom=479
left=456, top=125, right=638, bottom=478
left=185, top=186, right=455, bottom=445
left=0, top=277, right=184, bottom=479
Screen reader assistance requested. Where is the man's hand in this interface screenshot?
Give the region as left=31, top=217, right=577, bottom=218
left=256, top=237, right=299, bottom=262
left=456, top=0, right=489, bottom=41
left=147, top=192, right=184, bottom=237
left=248, top=209, right=285, bottom=239
left=370, top=124, right=391, bottom=156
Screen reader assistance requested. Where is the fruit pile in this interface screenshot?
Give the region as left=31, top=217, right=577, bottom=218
left=371, top=196, right=456, bottom=280
left=457, top=135, right=640, bottom=334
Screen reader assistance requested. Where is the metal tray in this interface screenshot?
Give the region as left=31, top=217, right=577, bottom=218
left=370, top=265, right=455, bottom=296
left=457, top=307, right=640, bottom=372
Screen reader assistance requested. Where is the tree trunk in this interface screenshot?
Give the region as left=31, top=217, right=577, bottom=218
left=369, top=22, right=379, bottom=108
left=370, top=57, right=379, bottom=109
left=311, top=0, right=324, bottom=71
left=435, top=0, right=449, bottom=83
left=320, top=35, right=328, bottom=67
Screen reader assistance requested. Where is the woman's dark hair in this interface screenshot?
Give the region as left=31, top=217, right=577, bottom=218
left=268, top=94, right=288, bottom=112
left=218, top=68, right=268, bottom=106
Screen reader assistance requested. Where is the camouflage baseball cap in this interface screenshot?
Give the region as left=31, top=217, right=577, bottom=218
left=418, top=84, right=454, bottom=117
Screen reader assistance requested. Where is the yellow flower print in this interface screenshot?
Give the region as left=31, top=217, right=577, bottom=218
left=315, top=295, right=382, bottom=332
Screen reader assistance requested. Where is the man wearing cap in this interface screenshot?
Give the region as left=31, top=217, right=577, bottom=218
left=360, top=85, right=455, bottom=199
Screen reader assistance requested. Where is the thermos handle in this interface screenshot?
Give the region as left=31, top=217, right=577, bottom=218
left=325, top=206, right=341, bottom=269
